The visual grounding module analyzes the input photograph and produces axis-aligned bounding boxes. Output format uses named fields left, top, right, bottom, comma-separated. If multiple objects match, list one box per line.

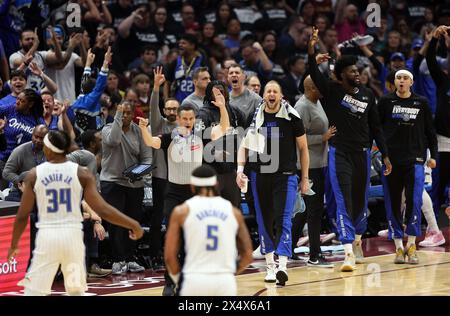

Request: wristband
left=237, top=165, right=244, bottom=173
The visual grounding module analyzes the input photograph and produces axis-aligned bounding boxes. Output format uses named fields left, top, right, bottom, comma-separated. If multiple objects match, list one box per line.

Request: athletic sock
left=265, top=252, right=275, bottom=267
left=406, top=236, right=416, bottom=249
left=422, top=191, right=439, bottom=232
left=394, top=238, right=404, bottom=250
left=355, top=234, right=362, bottom=243
left=278, top=256, right=288, bottom=271
left=344, top=243, right=353, bottom=255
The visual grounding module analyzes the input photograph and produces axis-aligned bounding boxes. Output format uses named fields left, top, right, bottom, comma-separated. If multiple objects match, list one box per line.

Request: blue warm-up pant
left=328, top=146, right=370, bottom=244
left=250, top=171, right=298, bottom=257
left=381, top=163, right=424, bottom=238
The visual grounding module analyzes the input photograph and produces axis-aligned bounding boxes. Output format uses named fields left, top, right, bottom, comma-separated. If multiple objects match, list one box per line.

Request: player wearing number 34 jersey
left=7, top=131, right=143, bottom=296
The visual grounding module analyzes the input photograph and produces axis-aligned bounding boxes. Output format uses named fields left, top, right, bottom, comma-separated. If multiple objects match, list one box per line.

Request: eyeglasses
left=164, top=107, right=178, bottom=112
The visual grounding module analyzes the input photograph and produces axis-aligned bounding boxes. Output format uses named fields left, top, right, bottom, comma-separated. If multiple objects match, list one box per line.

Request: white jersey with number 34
left=34, top=161, right=83, bottom=229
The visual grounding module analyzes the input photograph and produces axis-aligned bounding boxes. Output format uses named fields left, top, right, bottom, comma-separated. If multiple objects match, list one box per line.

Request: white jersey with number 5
left=182, top=196, right=238, bottom=275
left=34, top=161, right=83, bottom=229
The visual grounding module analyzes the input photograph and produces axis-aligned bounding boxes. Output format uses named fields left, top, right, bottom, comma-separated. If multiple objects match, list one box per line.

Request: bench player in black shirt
left=308, top=27, right=392, bottom=272
left=378, top=69, right=438, bottom=264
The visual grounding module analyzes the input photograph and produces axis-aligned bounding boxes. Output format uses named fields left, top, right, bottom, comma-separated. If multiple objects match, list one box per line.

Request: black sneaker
left=276, top=270, right=288, bottom=286
left=307, top=256, right=334, bottom=268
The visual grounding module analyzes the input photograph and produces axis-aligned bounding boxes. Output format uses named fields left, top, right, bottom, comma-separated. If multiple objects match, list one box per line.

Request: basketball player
left=7, top=130, right=143, bottom=296
left=378, top=69, right=437, bottom=264
left=164, top=165, right=253, bottom=296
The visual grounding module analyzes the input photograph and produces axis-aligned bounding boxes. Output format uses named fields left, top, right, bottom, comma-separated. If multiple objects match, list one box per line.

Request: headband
left=44, top=134, right=64, bottom=153
left=190, top=175, right=217, bottom=187
left=395, top=69, right=413, bottom=81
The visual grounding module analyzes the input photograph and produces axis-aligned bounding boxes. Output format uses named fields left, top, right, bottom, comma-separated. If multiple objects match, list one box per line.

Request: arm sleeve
left=307, top=53, right=330, bottom=101
left=102, top=111, right=123, bottom=147
left=149, top=89, right=163, bottom=133
left=2, top=148, right=20, bottom=183
left=426, top=37, right=446, bottom=87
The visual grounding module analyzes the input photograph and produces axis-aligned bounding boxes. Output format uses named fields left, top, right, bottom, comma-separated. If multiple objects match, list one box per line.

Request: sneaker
left=264, top=264, right=277, bottom=283
left=418, top=230, right=446, bottom=247
left=88, top=263, right=112, bottom=278
left=276, top=269, right=288, bottom=286
left=352, top=241, right=364, bottom=264
left=340, top=253, right=356, bottom=272
left=252, top=245, right=265, bottom=260
left=297, top=236, right=309, bottom=247
left=307, top=255, right=334, bottom=268
left=353, top=35, right=374, bottom=46
left=405, top=244, right=419, bottom=264
left=162, top=274, right=176, bottom=296
left=394, top=248, right=405, bottom=264
left=320, top=233, right=336, bottom=244
left=378, top=229, right=389, bottom=238
left=127, top=261, right=145, bottom=273
left=112, top=261, right=128, bottom=275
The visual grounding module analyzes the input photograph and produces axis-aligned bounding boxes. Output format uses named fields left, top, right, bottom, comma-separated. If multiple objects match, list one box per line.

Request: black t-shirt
left=249, top=111, right=305, bottom=174
left=378, top=92, right=437, bottom=165
left=108, top=3, right=133, bottom=29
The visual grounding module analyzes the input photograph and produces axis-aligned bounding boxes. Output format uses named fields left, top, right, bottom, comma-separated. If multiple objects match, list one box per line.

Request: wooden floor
left=1, top=228, right=448, bottom=296
left=108, top=250, right=450, bottom=296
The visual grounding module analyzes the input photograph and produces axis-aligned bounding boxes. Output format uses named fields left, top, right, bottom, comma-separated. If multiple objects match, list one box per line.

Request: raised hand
left=86, top=48, right=95, bottom=67
left=308, top=26, right=319, bottom=54
left=153, top=66, right=166, bottom=88
left=28, top=61, right=43, bottom=77
left=316, top=53, right=331, bottom=64
left=137, top=116, right=149, bottom=129
left=103, top=46, right=112, bottom=66
left=211, top=87, right=225, bottom=108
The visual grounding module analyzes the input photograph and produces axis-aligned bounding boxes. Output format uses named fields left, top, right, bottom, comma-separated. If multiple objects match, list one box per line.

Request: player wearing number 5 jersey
left=7, top=130, right=143, bottom=296
left=164, top=165, right=253, bottom=296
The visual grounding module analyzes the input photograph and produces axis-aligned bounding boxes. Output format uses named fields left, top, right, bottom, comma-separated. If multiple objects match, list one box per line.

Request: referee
left=308, top=27, right=392, bottom=272
left=378, top=69, right=437, bottom=264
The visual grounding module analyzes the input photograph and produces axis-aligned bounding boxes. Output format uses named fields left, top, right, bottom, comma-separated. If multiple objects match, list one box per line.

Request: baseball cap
left=390, top=52, right=405, bottom=61
left=412, top=38, right=424, bottom=49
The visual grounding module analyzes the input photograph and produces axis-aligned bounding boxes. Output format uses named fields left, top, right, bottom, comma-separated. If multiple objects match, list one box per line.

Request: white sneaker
left=252, top=245, right=265, bottom=260
left=378, top=229, right=389, bottom=238
left=340, top=253, right=356, bottom=272
left=353, top=34, right=374, bottom=46
left=352, top=240, right=364, bottom=264
left=419, top=230, right=446, bottom=247
left=264, top=264, right=276, bottom=283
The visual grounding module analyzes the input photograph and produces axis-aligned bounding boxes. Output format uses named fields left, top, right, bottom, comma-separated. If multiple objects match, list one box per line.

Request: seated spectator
left=245, top=75, right=261, bottom=95
left=239, top=40, right=274, bottom=85
left=224, top=19, right=242, bottom=56
left=200, top=22, right=229, bottom=72
left=214, top=2, right=237, bottom=40
left=131, top=74, right=151, bottom=117
left=334, top=0, right=366, bottom=42
left=164, top=34, right=208, bottom=103
left=128, top=45, right=159, bottom=79
left=280, top=55, right=307, bottom=105
left=2, top=125, right=48, bottom=202
left=0, top=89, right=45, bottom=188
left=261, top=31, right=284, bottom=77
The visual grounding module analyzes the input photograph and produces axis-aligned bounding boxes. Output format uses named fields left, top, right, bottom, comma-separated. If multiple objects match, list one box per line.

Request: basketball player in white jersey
left=164, top=165, right=253, bottom=296
left=7, top=130, right=143, bottom=296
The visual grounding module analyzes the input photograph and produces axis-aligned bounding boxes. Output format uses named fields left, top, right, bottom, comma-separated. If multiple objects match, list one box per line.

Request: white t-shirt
left=9, top=50, right=48, bottom=92
left=46, top=52, right=81, bottom=103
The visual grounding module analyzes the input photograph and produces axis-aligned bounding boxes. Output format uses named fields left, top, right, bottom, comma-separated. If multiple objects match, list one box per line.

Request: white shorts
left=179, top=273, right=237, bottom=296
left=21, top=228, right=87, bottom=296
